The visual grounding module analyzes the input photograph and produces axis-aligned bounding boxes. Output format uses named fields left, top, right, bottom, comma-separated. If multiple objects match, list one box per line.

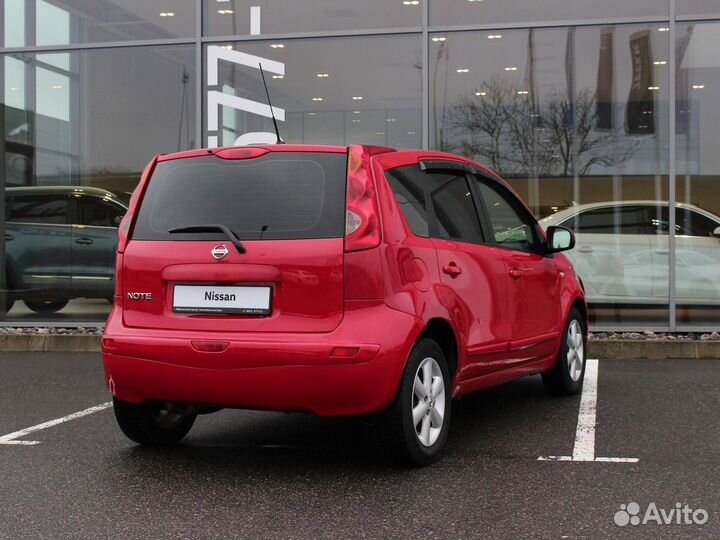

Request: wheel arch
left=417, top=318, right=459, bottom=382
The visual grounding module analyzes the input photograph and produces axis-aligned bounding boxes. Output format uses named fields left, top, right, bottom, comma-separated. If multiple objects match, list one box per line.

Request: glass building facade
left=0, top=0, right=719, bottom=330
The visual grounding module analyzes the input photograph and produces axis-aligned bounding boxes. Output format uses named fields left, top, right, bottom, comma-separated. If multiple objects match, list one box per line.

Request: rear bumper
left=102, top=301, right=423, bottom=416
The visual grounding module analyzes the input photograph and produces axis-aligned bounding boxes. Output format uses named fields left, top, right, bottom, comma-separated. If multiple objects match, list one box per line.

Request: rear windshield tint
left=132, top=152, right=347, bottom=241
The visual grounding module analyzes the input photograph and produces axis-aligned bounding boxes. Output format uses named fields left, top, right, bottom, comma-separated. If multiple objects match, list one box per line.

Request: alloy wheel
left=411, top=357, right=446, bottom=447
left=566, top=319, right=585, bottom=382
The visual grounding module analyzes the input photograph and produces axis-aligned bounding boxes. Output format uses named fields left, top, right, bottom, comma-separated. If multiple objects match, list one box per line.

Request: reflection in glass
left=675, top=22, right=720, bottom=326
left=204, top=0, right=421, bottom=36
left=205, top=36, right=422, bottom=149
left=2, top=46, right=196, bottom=321
left=431, top=26, right=670, bottom=325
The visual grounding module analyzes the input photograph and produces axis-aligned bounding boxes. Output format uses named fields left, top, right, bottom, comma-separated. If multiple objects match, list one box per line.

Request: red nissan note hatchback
left=103, top=144, right=586, bottom=466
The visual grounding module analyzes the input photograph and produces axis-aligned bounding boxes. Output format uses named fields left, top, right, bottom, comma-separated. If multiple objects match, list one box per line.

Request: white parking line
left=0, top=402, right=112, bottom=446
left=537, top=359, right=638, bottom=463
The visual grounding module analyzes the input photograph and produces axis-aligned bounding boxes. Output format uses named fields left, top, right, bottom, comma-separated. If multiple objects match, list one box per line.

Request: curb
left=0, top=335, right=718, bottom=359
left=0, top=334, right=101, bottom=353
left=589, top=339, right=719, bottom=360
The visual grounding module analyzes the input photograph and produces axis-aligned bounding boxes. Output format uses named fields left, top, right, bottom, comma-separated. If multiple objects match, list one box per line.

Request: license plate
left=173, top=285, right=272, bottom=315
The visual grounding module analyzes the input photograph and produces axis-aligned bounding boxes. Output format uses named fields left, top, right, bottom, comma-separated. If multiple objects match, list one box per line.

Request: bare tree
left=447, top=79, right=638, bottom=178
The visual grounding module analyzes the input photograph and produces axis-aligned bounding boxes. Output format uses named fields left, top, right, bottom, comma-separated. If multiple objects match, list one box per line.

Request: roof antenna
left=258, top=63, right=284, bottom=144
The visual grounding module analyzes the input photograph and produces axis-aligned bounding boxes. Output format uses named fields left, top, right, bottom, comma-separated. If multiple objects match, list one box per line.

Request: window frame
left=6, top=192, right=72, bottom=226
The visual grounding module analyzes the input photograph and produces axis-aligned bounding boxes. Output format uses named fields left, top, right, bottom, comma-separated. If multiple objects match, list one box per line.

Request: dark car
left=4, top=186, right=128, bottom=314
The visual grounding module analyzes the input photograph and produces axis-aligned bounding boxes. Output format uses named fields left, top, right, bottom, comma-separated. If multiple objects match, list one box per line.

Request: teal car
left=4, top=186, right=128, bottom=314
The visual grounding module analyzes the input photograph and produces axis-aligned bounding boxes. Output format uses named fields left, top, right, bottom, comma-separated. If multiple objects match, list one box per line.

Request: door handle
left=509, top=268, right=524, bottom=279
left=442, top=263, right=462, bottom=277
left=75, top=237, right=94, bottom=245
left=4, top=234, right=13, bottom=242
left=577, top=246, right=594, bottom=253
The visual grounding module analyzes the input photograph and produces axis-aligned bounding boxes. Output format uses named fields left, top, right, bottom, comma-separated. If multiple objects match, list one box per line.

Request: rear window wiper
left=168, top=224, right=246, bottom=254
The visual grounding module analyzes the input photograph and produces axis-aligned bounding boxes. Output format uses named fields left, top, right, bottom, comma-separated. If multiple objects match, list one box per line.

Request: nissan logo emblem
left=211, top=244, right=229, bottom=260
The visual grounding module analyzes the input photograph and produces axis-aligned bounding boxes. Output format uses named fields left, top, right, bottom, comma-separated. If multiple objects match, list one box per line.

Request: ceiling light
left=221, top=44, right=233, bottom=49
left=504, top=66, right=518, bottom=71
left=307, top=112, right=316, bottom=116
left=431, top=36, right=446, bottom=42
left=10, top=87, right=18, bottom=91
left=352, top=119, right=361, bottom=123
left=456, top=68, right=470, bottom=73
left=408, top=131, right=416, bottom=135
left=517, top=90, right=529, bottom=95
left=647, top=86, right=660, bottom=91
left=312, top=97, right=324, bottom=101
left=386, top=118, right=396, bottom=122
left=467, top=0, right=483, bottom=2
left=692, top=84, right=705, bottom=89
left=270, top=43, right=285, bottom=49
left=217, top=9, right=235, bottom=14
left=402, top=0, right=420, bottom=5
left=159, top=12, right=174, bottom=17
left=352, top=96, right=363, bottom=100
left=316, top=73, right=329, bottom=78
left=272, top=75, right=284, bottom=79
left=487, top=34, right=502, bottom=39
left=376, top=132, right=385, bottom=135
left=353, top=110, right=361, bottom=114
left=658, top=27, right=670, bottom=32
left=51, top=84, right=63, bottom=89
left=475, top=91, right=487, bottom=96
left=654, top=60, right=667, bottom=65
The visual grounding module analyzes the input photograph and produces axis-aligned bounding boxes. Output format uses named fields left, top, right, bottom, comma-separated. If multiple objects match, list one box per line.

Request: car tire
left=374, top=338, right=452, bottom=467
left=24, top=299, right=69, bottom=314
left=113, top=398, right=196, bottom=445
left=542, top=307, right=587, bottom=396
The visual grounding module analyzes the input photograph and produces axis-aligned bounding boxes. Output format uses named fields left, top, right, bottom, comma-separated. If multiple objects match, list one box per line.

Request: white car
left=539, top=201, right=720, bottom=305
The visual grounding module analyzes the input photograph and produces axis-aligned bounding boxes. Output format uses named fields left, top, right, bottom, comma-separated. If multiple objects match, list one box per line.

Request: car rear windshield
left=132, top=152, right=347, bottom=241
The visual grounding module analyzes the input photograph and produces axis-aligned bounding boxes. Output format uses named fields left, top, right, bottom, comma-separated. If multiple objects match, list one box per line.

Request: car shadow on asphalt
left=109, top=375, right=577, bottom=475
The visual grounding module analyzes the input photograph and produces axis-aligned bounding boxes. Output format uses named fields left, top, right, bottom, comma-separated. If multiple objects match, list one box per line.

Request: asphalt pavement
left=0, top=352, right=718, bottom=540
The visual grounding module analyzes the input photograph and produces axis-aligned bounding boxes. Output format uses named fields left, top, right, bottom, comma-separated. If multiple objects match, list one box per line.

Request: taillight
left=113, top=252, right=123, bottom=301
left=117, top=156, right=158, bottom=253
left=345, top=145, right=380, bottom=252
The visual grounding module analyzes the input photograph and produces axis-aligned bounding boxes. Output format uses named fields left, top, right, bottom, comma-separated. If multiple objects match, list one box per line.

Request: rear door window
left=385, top=166, right=430, bottom=237
left=133, top=152, right=347, bottom=241
left=8, top=194, right=68, bottom=224
left=426, top=173, right=484, bottom=243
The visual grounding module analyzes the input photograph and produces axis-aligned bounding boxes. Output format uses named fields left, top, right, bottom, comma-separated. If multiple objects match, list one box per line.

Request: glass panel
left=4, top=0, right=197, bottom=46
left=1, top=45, right=196, bottom=322
left=677, top=1, right=720, bottom=17
left=675, top=21, right=720, bottom=327
left=203, top=35, right=422, bottom=149
left=431, top=25, right=670, bottom=327
left=203, top=0, right=421, bottom=36
left=4, top=0, right=26, bottom=47
left=429, top=0, right=667, bottom=27
left=36, top=0, right=70, bottom=46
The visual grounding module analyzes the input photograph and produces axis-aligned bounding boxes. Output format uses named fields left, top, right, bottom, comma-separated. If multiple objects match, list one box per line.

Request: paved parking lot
left=0, top=352, right=718, bottom=540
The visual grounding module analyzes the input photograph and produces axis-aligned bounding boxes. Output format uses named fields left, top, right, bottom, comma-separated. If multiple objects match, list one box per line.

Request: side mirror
left=546, top=226, right=575, bottom=253
left=712, top=226, right=720, bottom=238
left=113, top=215, right=124, bottom=227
